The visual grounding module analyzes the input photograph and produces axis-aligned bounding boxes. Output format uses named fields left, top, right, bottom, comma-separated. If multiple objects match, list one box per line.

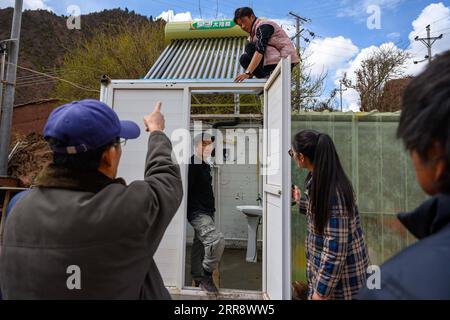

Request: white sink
left=236, top=205, right=263, bottom=217
left=236, top=205, right=263, bottom=263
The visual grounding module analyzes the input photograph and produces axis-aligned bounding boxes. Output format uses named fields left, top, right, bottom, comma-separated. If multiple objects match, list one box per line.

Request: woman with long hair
left=291, top=129, right=370, bottom=300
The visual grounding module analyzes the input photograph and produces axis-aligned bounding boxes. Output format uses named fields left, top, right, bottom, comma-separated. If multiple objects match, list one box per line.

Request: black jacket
left=0, top=132, right=183, bottom=300
left=187, top=155, right=215, bottom=222
left=358, top=193, right=450, bottom=300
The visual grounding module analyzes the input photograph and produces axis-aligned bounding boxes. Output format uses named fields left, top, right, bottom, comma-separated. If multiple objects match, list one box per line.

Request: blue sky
left=1, top=0, right=450, bottom=110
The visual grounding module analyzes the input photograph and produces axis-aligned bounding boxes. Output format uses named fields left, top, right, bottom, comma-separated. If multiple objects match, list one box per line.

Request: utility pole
left=289, top=12, right=309, bottom=112
left=336, top=80, right=347, bottom=112
left=414, top=25, right=443, bottom=64
left=0, top=0, right=23, bottom=176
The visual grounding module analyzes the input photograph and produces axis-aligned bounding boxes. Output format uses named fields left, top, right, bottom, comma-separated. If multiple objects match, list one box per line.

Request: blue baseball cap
left=43, top=99, right=140, bottom=154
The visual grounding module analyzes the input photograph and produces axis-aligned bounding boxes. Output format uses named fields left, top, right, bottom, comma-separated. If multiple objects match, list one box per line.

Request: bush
left=54, top=20, right=165, bottom=101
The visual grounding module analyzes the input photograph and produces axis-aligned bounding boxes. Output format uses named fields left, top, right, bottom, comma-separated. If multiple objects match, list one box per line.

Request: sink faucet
left=256, top=194, right=262, bottom=206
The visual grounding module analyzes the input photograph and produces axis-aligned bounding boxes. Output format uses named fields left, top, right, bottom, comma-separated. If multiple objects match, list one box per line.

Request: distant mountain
left=0, top=8, right=157, bottom=105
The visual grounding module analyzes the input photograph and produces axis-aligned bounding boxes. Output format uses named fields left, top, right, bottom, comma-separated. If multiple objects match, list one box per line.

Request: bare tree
left=342, top=45, right=410, bottom=112
left=314, top=89, right=338, bottom=112
left=291, top=51, right=328, bottom=112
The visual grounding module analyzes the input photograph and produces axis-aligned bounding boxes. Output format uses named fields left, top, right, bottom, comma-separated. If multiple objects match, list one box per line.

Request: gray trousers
left=189, top=214, right=225, bottom=281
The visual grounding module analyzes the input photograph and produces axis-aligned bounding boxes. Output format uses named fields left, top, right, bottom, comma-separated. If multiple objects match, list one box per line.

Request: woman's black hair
left=293, top=130, right=355, bottom=234
left=233, top=7, right=255, bottom=23
left=397, top=50, right=450, bottom=193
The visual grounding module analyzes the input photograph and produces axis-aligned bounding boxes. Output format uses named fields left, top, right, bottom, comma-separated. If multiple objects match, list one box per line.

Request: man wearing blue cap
left=0, top=100, right=183, bottom=300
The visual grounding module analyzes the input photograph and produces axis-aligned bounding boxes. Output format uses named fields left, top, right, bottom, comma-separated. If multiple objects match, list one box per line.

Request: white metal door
left=102, top=85, right=190, bottom=289
left=262, top=57, right=292, bottom=300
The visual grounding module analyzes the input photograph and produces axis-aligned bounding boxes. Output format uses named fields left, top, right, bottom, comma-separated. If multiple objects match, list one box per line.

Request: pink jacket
left=250, top=18, right=300, bottom=66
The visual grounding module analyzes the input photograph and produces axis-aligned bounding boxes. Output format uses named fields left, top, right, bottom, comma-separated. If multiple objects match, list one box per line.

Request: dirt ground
left=7, top=133, right=52, bottom=187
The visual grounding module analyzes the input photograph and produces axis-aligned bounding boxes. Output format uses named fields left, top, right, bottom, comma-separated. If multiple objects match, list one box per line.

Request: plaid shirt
left=300, top=174, right=370, bottom=300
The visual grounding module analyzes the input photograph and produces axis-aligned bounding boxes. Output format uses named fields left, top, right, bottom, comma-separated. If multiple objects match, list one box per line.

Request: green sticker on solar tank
left=190, top=20, right=235, bottom=30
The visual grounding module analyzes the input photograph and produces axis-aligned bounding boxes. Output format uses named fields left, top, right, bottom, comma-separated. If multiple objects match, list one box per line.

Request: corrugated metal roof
left=145, top=37, right=247, bottom=80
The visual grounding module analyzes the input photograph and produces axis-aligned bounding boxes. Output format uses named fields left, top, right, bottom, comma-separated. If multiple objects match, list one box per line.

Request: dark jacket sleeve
left=187, top=161, right=196, bottom=198
left=141, top=131, right=183, bottom=254
left=255, top=24, right=275, bottom=54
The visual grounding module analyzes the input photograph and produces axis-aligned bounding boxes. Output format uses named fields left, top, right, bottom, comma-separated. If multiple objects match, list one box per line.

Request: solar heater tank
left=164, top=20, right=248, bottom=43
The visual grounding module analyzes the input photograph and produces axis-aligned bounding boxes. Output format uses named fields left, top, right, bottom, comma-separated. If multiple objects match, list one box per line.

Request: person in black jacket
left=0, top=100, right=183, bottom=300
left=358, top=50, right=450, bottom=300
left=187, top=133, right=225, bottom=294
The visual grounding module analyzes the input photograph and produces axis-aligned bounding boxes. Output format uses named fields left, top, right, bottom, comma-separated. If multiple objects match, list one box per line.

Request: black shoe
left=199, top=274, right=219, bottom=294
left=193, top=280, right=201, bottom=287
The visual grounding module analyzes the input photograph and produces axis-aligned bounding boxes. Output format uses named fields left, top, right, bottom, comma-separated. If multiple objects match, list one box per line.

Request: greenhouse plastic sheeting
left=290, top=111, right=427, bottom=282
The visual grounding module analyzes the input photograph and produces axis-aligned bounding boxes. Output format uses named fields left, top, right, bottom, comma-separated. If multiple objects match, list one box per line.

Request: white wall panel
left=110, top=88, right=188, bottom=288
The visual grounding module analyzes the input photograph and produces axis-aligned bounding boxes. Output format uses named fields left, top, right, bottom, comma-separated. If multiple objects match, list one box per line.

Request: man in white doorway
left=188, top=133, right=225, bottom=294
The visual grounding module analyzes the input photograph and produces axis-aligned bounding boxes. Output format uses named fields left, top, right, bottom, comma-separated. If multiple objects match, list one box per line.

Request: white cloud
left=331, top=2, right=450, bottom=111
left=272, top=19, right=297, bottom=38
left=304, top=36, right=359, bottom=76
left=404, top=2, right=450, bottom=76
left=157, top=10, right=193, bottom=22
left=0, top=0, right=53, bottom=11
left=387, top=32, right=400, bottom=40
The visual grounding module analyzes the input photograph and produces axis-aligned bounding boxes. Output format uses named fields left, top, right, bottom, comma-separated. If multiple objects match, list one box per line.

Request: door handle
left=264, top=185, right=282, bottom=196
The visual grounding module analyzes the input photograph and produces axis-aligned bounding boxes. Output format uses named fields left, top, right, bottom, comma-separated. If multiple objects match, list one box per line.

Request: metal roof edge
left=109, top=79, right=267, bottom=84
left=291, top=111, right=402, bottom=121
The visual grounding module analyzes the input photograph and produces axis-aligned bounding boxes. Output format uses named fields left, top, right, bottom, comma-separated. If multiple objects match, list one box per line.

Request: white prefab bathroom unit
left=100, top=58, right=292, bottom=300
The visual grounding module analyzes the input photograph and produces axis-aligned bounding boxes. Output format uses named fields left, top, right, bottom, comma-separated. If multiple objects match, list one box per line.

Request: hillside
left=0, top=7, right=161, bottom=105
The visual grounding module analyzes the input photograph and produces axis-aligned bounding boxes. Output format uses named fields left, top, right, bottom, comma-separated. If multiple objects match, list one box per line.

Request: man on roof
left=234, top=7, right=300, bottom=82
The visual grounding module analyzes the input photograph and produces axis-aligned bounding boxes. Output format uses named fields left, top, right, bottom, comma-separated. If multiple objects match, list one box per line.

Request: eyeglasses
left=288, top=149, right=294, bottom=158
left=114, top=139, right=127, bottom=147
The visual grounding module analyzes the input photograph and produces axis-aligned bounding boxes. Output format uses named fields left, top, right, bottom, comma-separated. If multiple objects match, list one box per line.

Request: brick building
left=11, top=99, right=62, bottom=136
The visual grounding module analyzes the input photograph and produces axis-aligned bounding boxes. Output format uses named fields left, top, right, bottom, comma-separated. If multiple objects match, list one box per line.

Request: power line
left=428, top=15, right=450, bottom=27
left=429, top=26, right=450, bottom=34
left=414, top=16, right=450, bottom=37
left=16, top=71, right=62, bottom=81
left=16, top=68, right=82, bottom=81
left=16, top=79, right=57, bottom=88
left=8, top=63, right=100, bottom=93
left=16, top=76, right=57, bottom=85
